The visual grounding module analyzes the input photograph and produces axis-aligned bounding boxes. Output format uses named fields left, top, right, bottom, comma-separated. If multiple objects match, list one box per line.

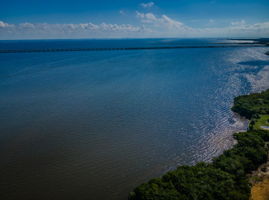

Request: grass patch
left=252, top=115, right=269, bottom=130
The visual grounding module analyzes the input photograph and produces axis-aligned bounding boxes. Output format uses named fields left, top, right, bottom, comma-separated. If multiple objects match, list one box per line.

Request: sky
left=0, top=0, right=269, bottom=39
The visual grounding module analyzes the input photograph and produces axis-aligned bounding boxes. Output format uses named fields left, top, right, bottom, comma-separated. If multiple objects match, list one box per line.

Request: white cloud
left=161, top=15, right=185, bottom=29
left=136, top=12, right=185, bottom=29
left=0, top=21, right=13, bottom=28
left=136, top=12, right=157, bottom=23
left=231, top=20, right=246, bottom=27
left=140, top=2, right=155, bottom=8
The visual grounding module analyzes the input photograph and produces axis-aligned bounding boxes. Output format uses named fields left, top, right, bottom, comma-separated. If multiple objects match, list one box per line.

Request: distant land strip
left=0, top=44, right=267, bottom=54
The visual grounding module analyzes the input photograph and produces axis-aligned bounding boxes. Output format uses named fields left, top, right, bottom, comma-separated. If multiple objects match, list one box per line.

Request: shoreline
left=130, top=89, right=269, bottom=200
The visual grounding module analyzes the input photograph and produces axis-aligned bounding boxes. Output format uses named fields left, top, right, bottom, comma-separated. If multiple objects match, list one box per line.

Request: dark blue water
left=0, top=39, right=269, bottom=200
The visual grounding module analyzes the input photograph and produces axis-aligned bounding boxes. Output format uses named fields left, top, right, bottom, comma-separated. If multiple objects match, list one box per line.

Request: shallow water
left=0, top=39, right=269, bottom=200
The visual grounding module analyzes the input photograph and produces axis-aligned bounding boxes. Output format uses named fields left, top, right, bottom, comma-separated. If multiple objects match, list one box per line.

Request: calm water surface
left=0, top=39, right=269, bottom=200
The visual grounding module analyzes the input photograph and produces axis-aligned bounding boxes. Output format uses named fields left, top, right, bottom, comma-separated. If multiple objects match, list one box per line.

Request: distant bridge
left=0, top=43, right=267, bottom=54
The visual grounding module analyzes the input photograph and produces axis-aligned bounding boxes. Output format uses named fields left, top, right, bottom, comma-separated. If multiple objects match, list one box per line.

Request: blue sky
left=1, top=0, right=269, bottom=39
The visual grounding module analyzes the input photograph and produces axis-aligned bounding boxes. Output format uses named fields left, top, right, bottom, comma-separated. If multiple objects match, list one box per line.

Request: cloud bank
left=1, top=13, right=269, bottom=39
left=0, top=21, right=143, bottom=39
